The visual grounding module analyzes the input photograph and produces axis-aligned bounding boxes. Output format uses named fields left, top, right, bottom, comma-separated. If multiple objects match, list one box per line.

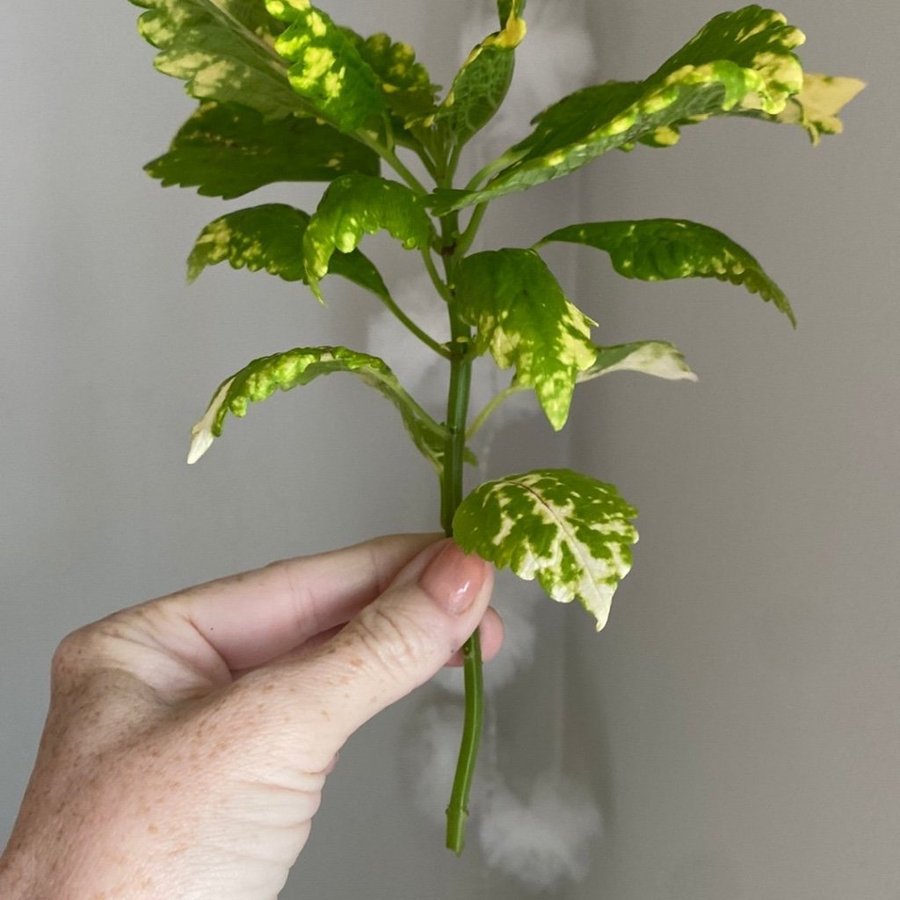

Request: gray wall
left=566, top=1, right=900, bottom=898
left=2, top=1, right=898, bottom=899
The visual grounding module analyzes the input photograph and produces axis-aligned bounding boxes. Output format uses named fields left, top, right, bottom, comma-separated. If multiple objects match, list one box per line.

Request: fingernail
left=419, top=541, right=487, bottom=616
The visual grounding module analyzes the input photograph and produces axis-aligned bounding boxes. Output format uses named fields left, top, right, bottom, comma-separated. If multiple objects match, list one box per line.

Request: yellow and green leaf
left=456, top=249, right=597, bottom=431
left=432, top=2, right=527, bottom=147
left=745, top=72, right=865, bottom=144
left=347, top=31, right=439, bottom=129
left=538, top=218, right=796, bottom=326
left=497, top=0, right=526, bottom=28
left=187, top=346, right=449, bottom=471
left=453, top=469, right=638, bottom=630
left=130, top=0, right=301, bottom=119
left=434, top=5, right=839, bottom=212
left=187, top=204, right=389, bottom=303
left=302, top=175, right=436, bottom=299
left=266, top=0, right=386, bottom=132
left=145, top=102, right=379, bottom=199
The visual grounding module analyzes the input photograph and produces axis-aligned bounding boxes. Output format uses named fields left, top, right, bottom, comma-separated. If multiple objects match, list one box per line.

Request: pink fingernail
left=419, top=541, right=487, bottom=615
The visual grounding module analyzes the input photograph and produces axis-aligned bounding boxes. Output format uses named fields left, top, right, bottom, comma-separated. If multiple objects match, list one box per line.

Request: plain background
left=2, top=1, right=897, bottom=898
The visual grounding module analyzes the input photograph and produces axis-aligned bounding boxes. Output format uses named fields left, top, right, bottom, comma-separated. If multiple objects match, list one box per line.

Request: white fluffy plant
left=128, top=0, right=862, bottom=855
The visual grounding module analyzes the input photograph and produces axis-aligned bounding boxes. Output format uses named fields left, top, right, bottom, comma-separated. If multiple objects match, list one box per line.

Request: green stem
left=440, top=310, right=483, bottom=856
left=358, top=133, right=429, bottom=195
left=445, top=628, right=483, bottom=855
left=434, top=142, right=483, bottom=857
left=421, top=249, right=454, bottom=306
left=379, top=288, right=450, bottom=359
left=466, top=381, right=524, bottom=440
left=456, top=203, right=488, bottom=259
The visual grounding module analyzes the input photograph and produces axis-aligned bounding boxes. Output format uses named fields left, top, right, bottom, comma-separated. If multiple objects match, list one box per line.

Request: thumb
left=291, top=539, right=493, bottom=763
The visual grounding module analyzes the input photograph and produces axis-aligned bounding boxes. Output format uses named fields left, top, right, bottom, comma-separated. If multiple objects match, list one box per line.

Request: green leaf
left=456, top=249, right=597, bottom=431
left=266, top=0, right=386, bottom=132
left=584, top=341, right=698, bottom=383
left=433, top=5, right=527, bottom=146
left=303, top=175, right=436, bottom=299
left=130, top=0, right=302, bottom=119
left=145, top=102, right=379, bottom=199
left=453, top=469, right=638, bottom=630
left=349, top=31, right=439, bottom=128
left=538, top=218, right=796, bottom=326
left=744, top=72, right=865, bottom=144
left=187, top=346, right=449, bottom=471
left=434, top=5, right=809, bottom=212
left=186, top=204, right=389, bottom=301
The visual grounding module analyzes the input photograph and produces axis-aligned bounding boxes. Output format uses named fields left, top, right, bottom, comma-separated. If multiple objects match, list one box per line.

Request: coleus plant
left=128, top=0, right=862, bottom=854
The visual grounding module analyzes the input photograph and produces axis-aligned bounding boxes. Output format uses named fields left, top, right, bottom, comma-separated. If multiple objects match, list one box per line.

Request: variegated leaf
left=745, top=72, right=865, bottom=144
left=583, top=341, right=698, bottom=383
left=303, top=175, right=436, bottom=299
left=538, top=218, right=796, bottom=326
left=433, top=6, right=811, bottom=212
left=187, top=346, right=448, bottom=470
left=497, top=0, right=526, bottom=28
left=432, top=3, right=526, bottom=146
left=453, top=469, right=638, bottom=630
left=130, top=0, right=302, bottom=119
left=456, top=250, right=596, bottom=431
left=145, top=102, right=379, bottom=199
left=266, top=0, right=386, bottom=133
left=186, top=204, right=389, bottom=302
left=349, top=31, right=439, bottom=127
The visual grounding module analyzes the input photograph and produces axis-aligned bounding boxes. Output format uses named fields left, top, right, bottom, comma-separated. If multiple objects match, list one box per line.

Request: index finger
left=159, top=533, right=440, bottom=672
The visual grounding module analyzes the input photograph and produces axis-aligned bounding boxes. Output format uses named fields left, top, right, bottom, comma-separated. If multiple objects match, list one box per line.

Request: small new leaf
left=456, top=250, right=597, bottom=431
left=303, top=175, right=436, bottom=299
left=584, top=342, right=698, bottom=383
left=188, top=346, right=449, bottom=470
left=453, top=469, right=638, bottom=630
left=267, top=0, right=386, bottom=132
left=187, top=204, right=389, bottom=301
left=435, top=5, right=814, bottom=212
left=538, top=218, right=796, bottom=326
left=130, top=0, right=301, bottom=119
left=145, top=102, right=379, bottom=199
left=748, top=72, right=865, bottom=144
left=433, top=4, right=526, bottom=146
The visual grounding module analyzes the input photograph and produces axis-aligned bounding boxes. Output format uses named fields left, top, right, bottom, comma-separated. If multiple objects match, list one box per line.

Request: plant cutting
left=127, top=0, right=862, bottom=855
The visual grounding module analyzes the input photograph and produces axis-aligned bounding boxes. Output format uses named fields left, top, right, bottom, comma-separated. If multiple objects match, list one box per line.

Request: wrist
left=0, top=842, right=42, bottom=900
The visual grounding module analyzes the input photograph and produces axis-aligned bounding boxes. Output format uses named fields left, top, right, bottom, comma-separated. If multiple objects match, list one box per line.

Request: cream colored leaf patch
left=456, top=250, right=596, bottom=431
left=766, top=73, right=865, bottom=144
left=187, top=346, right=448, bottom=471
left=583, top=342, right=698, bottom=383
left=453, top=469, right=638, bottom=630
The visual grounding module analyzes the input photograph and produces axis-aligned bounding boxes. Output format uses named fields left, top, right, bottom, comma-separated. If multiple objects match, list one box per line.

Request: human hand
left=0, top=534, right=500, bottom=899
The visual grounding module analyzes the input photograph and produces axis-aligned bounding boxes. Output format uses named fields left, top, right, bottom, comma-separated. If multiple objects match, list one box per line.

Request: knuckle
left=349, top=603, right=434, bottom=684
left=50, top=626, right=100, bottom=687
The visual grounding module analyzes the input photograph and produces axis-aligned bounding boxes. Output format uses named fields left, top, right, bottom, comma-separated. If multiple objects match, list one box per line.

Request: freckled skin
left=0, top=535, right=500, bottom=899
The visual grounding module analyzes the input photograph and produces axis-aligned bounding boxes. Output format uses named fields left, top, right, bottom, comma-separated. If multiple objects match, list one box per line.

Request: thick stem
left=440, top=311, right=483, bottom=855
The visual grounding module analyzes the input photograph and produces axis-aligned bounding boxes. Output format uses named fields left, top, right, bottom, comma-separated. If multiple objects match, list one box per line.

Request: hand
left=0, top=534, right=500, bottom=899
